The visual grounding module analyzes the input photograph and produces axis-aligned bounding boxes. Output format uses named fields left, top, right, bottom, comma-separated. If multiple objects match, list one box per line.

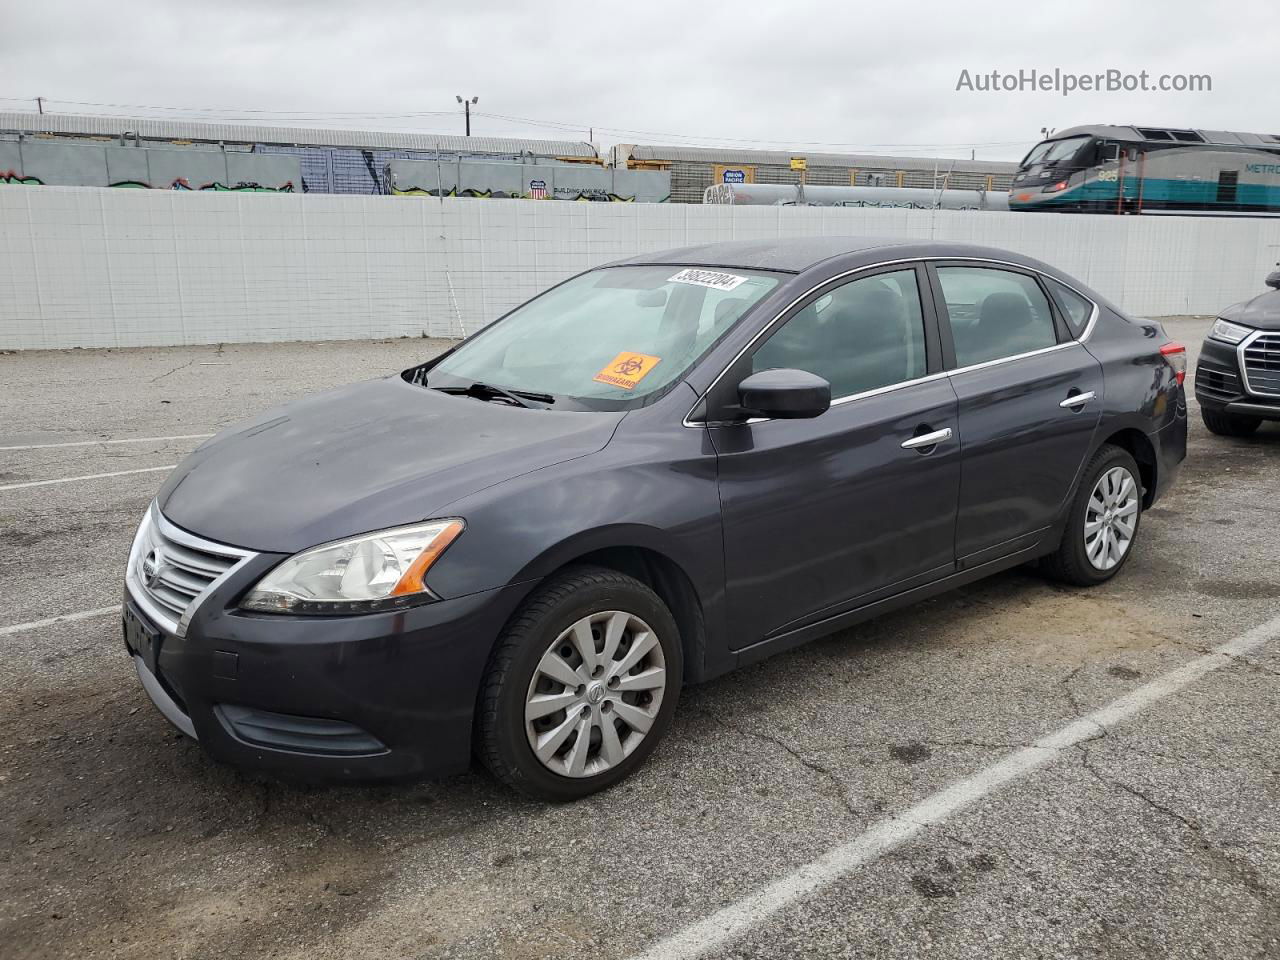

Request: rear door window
left=934, top=267, right=1059, bottom=367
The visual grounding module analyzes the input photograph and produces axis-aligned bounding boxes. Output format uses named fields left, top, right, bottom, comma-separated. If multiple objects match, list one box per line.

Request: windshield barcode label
left=668, top=268, right=748, bottom=291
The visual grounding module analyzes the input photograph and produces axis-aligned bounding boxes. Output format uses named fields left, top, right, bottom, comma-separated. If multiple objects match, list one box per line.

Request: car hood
left=158, top=377, right=623, bottom=553
left=1220, top=289, right=1280, bottom=331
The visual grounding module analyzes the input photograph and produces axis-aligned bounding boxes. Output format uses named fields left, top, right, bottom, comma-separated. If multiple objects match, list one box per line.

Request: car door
left=928, top=262, right=1103, bottom=566
left=705, top=264, right=962, bottom=647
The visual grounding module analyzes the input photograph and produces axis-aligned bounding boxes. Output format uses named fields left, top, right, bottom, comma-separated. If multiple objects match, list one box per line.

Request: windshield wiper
left=434, top=381, right=554, bottom=409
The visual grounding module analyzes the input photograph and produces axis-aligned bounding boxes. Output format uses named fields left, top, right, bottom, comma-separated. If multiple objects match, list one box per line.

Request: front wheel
left=1042, top=445, right=1143, bottom=586
left=476, top=566, right=682, bottom=801
left=1201, top=407, right=1261, bottom=437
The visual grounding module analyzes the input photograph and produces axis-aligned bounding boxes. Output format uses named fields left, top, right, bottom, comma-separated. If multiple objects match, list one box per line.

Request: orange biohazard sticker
left=593, top=352, right=662, bottom=391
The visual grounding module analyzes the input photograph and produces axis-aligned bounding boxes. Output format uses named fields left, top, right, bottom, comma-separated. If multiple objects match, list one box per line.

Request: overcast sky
left=1, top=0, right=1273, bottom=161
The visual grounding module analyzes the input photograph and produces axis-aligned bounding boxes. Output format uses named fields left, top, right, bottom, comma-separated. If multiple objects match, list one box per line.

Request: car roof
left=611, top=237, right=1048, bottom=274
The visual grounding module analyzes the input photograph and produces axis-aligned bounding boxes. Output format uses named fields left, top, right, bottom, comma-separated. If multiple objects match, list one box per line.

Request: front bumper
left=124, top=563, right=532, bottom=782
left=1195, top=336, right=1280, bottom=420
left=1218, top=400, right=1280, bottom=421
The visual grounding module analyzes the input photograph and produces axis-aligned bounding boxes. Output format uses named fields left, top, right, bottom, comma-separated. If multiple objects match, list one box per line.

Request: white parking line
left=0, top=605, right=120, bottom=638
left=631, top=612, right=1280, bottom=960
left=0, top=433, right=212, bottom=452
left=0, top=465, right=176, bottom=492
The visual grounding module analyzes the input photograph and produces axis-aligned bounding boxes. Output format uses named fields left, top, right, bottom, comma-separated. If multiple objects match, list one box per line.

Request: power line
left=0, top=96, right=456, bottom=120
left=472, top=110, right=1029, bottom=151
left=0, top=95, right=1030, bottom=155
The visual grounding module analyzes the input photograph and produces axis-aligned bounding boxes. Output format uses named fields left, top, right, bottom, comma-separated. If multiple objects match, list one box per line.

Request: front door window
left=753, top=269, right=928, bottom=398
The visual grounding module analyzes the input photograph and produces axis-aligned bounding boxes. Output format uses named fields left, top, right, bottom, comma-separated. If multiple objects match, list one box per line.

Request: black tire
left=1042, top=445, right=1143, bottom=587
left=1201, top=407, right=1261, bottom=437
left=475, top=566, right=683, bottom=802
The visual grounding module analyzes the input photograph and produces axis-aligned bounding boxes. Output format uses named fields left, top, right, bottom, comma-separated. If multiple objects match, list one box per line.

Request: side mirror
left=736, top=369, right=831, bottom=420
left=1266, top=269, right=1280, bottom=291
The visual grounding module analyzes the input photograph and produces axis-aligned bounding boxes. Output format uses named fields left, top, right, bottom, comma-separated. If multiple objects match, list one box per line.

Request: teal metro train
left=1009, top=124, right=1280, bottom=216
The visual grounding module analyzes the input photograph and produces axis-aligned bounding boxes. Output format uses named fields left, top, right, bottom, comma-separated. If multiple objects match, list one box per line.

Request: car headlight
left=1210, top=318, right=1252, bottom=344
left=241, top=519, right=464, bottom=615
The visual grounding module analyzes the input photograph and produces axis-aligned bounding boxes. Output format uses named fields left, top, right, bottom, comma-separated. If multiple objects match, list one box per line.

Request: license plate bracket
left=123, top=603, right=162, bottom=675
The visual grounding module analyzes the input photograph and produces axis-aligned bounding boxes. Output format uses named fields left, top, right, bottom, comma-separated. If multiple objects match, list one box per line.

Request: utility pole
left=456, top=95, right=478, bottom=136
left=36, top=96, right=44, bottom=114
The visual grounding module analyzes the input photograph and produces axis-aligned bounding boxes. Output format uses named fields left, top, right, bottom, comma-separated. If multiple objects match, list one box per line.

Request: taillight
left=1160, top=342, right=1187, bottom=385
left=1045, top=180, right=1069, bottom=193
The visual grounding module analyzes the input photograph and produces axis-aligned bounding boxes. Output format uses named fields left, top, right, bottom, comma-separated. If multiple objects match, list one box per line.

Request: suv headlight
left=241, top=519, right=464, bottom=615
left=1210, top=318, right=1252, bottom=344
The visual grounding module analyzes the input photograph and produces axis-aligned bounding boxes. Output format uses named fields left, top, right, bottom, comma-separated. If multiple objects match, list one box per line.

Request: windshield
left=1021, top=135, right=1090, bottom=168
left=424, top=264, right=782, bottom=409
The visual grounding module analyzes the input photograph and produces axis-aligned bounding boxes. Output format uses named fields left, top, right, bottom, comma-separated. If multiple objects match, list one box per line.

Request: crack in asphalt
left=149, top=359, right=197, bottom=383
left=1105, top=741, right=1235, bottom=768
left=1168, top=635, right=1280, bottom=679
left=1074, top=743, right=1277, bottom=903
left=1058, top=663, right=1088, bottom=718
left=1056, top=665, right=1112, bottom=746
left=695, top=709, right=862, bottom=819
left=811, top=736, right=1038, bottom=757
left=1211, top=650, right=1280, bottom=679
left=1077, top=742, right=1200, bottom=831
left=696, top=710, right=995, bottom=861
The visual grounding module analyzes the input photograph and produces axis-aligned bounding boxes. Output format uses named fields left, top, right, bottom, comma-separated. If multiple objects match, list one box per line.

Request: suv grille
left=127, top=505, right=255, bottom=636
left=1242, top=332, right=1280, bottom=397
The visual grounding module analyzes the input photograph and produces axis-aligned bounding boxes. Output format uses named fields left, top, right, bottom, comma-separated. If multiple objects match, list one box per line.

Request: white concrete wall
left=3, top=185, right=1279, bottom=350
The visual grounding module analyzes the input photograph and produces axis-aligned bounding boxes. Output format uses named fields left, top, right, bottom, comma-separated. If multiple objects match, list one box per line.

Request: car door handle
left=1059, top=390, right=1096, bottom=409
left=901, top=427, right=953, bottom=450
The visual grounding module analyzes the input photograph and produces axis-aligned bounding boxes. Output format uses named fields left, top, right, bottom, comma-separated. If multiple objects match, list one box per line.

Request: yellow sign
left=594, top=352, right=662, bottom=391
left=790, top=157, right=807, bottom=171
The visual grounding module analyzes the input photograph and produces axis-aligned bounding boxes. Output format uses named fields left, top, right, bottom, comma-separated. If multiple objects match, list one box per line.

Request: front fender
left=510, top=522, right=704, bottom=583
left=420, top=411, right=727, bottom=664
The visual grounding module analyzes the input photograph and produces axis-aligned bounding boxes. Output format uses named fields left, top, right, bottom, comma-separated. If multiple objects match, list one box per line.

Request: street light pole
left=456, top=95, right=478, bottom=136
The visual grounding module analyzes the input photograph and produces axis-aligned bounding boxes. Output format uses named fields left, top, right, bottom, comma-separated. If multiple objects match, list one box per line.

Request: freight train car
left=704, top=182, right=1009, bottom=210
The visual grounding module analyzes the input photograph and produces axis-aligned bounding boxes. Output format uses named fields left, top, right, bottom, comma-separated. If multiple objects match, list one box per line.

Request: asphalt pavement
left=1, top=317, right=1277, bottom=960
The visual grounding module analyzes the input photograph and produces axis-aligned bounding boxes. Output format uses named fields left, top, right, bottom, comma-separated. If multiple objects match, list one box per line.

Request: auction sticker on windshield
left=593, top=352, right=662, bottom=390
left=668, top=268, right=748, bottom=291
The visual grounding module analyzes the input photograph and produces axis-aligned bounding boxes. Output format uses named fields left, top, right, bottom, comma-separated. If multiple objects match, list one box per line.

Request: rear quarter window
left=1044, top=277, right=1095, bottom=338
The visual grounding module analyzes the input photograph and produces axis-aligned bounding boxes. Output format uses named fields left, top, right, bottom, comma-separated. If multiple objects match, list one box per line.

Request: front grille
left=1194, top=359, right=1243, bottom=402
left=215, top=704, right=388, bottom=757
left=1243, top=332, right=1280, bottom=397
left=127, top=505, right=254, bottom=636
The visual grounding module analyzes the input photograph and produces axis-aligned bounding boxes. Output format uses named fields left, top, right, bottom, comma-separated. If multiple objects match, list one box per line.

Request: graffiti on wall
left=1, top=142, right=303, bottom=193
left=554, top=188, right=638, bottom=202
left=392, top=186, right=517, bottom=199
left=2, top=169, right=296, bottom=191
left=390, top=185, right=639, bottom=201
left=109, top=178, right=296, bottom=192
left=1, top=170, right=43, bottom=185
left=386, top=159, right=671, bottom=203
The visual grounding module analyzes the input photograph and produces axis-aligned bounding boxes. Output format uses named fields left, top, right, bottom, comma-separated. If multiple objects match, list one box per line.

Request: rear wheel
left=1042, top=445, right=1143, bottom=587
left=1201, top=407, right=1261, bottom=437
left=476, top=566, right=682, bottom=801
